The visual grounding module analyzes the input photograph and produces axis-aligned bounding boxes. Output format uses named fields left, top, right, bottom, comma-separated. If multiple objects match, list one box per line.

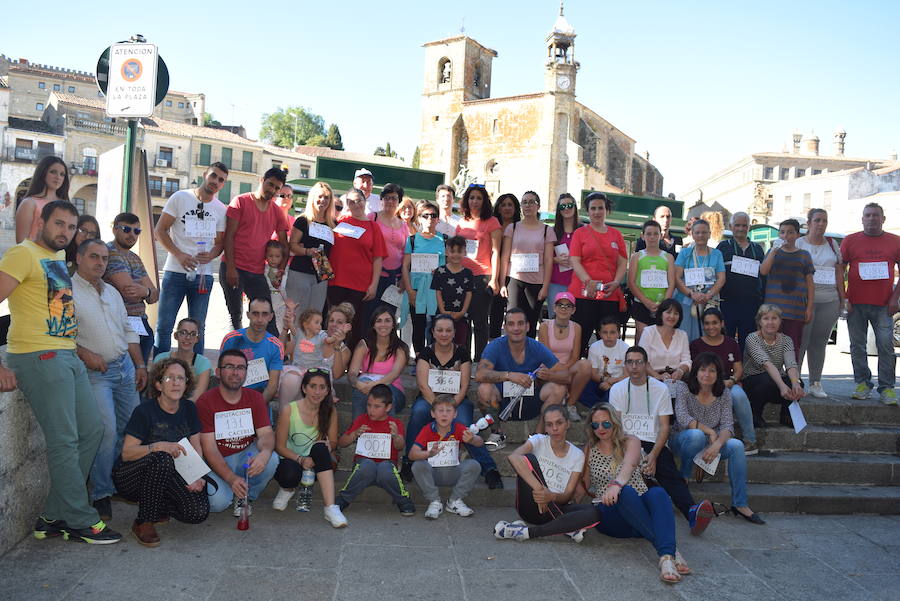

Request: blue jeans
left=206, top=442, right=279, bottom=512
left=404, top=397, right=497, bottom=475
left=351, top=380, right=406, bottom=419
left=546, top=283, right=569, bottom=318
left=730, top=384, right=756, bottom=444
left=594, top=486, right=676, bottom=557
left=678, top=301, right=703, bottom=342
left=673, top=429, right=748, bottom=507
left=722, top=298, right=761, bottom=351
left=847, top=303, right=896, bottom=393
left=87, top=354, right=141, bottom=501
left=154, top=270, right=214, bottom=355
left=578, top=380, right=610, bottom=408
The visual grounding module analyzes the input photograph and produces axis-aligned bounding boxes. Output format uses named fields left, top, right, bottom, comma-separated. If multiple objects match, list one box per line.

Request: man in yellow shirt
left=0, top=200, right=122, bottom=544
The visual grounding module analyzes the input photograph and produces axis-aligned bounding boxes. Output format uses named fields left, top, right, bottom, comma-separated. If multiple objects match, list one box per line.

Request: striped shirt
left=742, top=332, right=797, bottom=377
left=763, top=247, right=814, bottom=320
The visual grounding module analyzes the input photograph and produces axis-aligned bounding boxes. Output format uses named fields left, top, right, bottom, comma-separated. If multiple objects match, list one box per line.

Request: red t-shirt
left=329, top=216, right=388, bottom=292
left=343, top=414, right=405, bottom=463
left=567, top=225, right=627, bottom=301
left=841, top=231, right=900, bottom=306
left=196, top=387, right=270, bottom=457
left=225, top=193, right=291, bottom=273
left=457, top=216, right=501, bottom=276
left=414, top=421, right=468, bottom=453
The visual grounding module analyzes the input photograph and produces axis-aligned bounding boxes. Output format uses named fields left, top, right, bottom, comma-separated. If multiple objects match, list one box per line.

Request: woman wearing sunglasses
left=152, top=318, right=211, bottom=401
left=400, top=202, right=445, bottom=358
left=548, top=193, right=582, bottom=318
left=499, top=191, right=556, bottom=337
left=65, top=215, right=101, bottom=275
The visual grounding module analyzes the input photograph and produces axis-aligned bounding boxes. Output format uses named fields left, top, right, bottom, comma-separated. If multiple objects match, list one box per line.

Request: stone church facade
left=417, top=10, right=663, bottom=210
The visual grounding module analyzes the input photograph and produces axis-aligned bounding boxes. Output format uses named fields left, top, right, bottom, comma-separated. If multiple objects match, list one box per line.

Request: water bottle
left=301, top=468, right=315, bottom=486
left=196, top=240, right=209, bottom=294
left=296, top=467, right=315, bottom=512
left=237, top=456, right=252, bottom=530
left=468, top=414, right=494, bottom=435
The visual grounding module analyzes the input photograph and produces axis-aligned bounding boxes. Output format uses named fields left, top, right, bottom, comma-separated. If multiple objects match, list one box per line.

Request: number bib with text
left=214, top=408, right=254, bottom=441
left=639, top=268, right=668, bottom=289
left=428, top=369, right=461, bottom=394
left=683, top=267, right=705, bottom=287
left=427, top=440, right=460, bottom=467
left=537, top=455, right=571, bottom=494
left=859, top=261, right=889, bottom=281
left=184, top=217, right=217, bottom=239
left=243, top=357, right=269, bottom=387
left=503, top=380, right=535, bottom=397
left=355, top=433, right=392, bottom=460
left=411, top=253, right=440, bottom=274
left=307, top=222, right=334, bottom=244
left=334, top=222, right=365, bottom=239
left=621, top=413, right=656, bottom=441
left=813, top=269, right=836, bottom=285
left=465, top=239, right=479, bottom=260
left=730, top=256, right=760, bottom=278
left=510, top=253, right=539, bottom=273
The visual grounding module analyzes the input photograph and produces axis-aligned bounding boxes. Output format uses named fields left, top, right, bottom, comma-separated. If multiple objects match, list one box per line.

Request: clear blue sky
left=5, top=0, right=898, bottom=195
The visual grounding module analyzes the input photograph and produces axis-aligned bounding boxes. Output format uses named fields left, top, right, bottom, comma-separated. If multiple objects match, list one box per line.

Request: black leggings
left=469, top=275, right=494, bottom=361
left=743, top=372, right=793, bottom=423
left=219, top=263, right=279, bottom=336
left=112, top=451, right=209, bottom=525
left=274, top=441, right=333, bottom=488
left=489, top=278, right=509, bottom=339
left=514, top=454, right=601, bottom=537
left=572, top=299, right=619, bottom=358
left=408, top=308, right=429, bottom=359
left=507, top=278, right=544, bottom=338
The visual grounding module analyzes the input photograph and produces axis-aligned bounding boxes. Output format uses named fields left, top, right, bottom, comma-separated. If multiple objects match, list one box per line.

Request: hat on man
left=354, top=168, right=374, bottom=179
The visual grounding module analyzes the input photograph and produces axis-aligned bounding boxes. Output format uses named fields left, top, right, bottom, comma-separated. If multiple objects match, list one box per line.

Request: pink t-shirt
left=226, top=193, right=291, bottom=273
left=457, top=216, right=501, bottom=276
left=503, top=222, right=556, bottom=285
left=370, top=213, right=408, bottom=271
left=25, top=197, right=51, bottom=241
left=361, top=350, right=404, bottom=390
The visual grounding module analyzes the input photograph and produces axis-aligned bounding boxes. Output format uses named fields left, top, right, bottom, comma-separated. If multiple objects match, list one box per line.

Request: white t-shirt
left=609, top=378, right=673, bottom=443
left=527, top=433, right=584, bottom=494
left=161, top=190, right=227, bottom=274
left=587, top=339, right=630, bottom=378
left=796, top=236, right=841, bottom=304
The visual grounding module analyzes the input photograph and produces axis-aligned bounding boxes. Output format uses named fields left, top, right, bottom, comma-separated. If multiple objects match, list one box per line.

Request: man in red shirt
left=197, top=349, right=278, bottom=514
left=221, top=167, right=291, bottom=335
left=841, top=203, right=900, bottom=404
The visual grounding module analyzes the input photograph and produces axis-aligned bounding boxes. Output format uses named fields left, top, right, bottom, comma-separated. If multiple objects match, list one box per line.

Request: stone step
left=762, top=397, right=900, bottom=427
left=757, top=424, right=900, bottom=454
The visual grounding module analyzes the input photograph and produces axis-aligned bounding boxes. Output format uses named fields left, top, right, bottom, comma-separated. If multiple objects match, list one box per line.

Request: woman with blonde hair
left=287, top=181, right=336, bottom=314
left=397, top=196, right=418, bottom=235
left=700, top=211, right=724, bottom=247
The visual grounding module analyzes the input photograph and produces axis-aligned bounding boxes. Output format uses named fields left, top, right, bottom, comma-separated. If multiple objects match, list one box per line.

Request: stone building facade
left=417, top=10, right=663, bottom=210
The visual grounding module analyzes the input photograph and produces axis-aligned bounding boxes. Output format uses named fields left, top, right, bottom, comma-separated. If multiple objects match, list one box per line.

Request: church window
left=438, top=58, right=451, bottom=84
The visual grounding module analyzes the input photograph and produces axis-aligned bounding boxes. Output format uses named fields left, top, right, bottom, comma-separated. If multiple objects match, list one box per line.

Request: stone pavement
left=1, top=497, right=899, bottom=601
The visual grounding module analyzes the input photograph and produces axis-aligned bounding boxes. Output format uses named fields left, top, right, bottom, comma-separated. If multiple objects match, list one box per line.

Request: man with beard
left=221, top=167, right=290, bottom=335
left=104, top=212, right=159, bottom=364
left=153, top=162, right=229, bottom=355
left=0, top=200, right=122, bottom=544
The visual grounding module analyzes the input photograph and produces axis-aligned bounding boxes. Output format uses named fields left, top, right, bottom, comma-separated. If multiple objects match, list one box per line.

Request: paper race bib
left=683, top=267, right=705, bottom=287
left=411, top=253, right=439, bottom=274
left=126, top=316, right=148, bottom=336
left=436, top=220, right=457, bottom=237
left=731, top=256, right=760, bottom=278
left=554, top=244, right=572, bottom=272
left=620, top=413, right=656, bottom=441
left=503, top=380, right=535, bottom=397
left=381, top=284, right=403, bottom=307
left=355, top=432, right=392, bottom=460
left=510, top=253, right=540, bottom=273
left=428, top=369, right=461, bottom=394
left=214, top=408, right=254, bottom=441
left=813, top=269, right=836, bottom=285
left=184, top=217, right=217, bottom=239
left=859, top=261, right=889, bottom=281
left=334, top=222, right=365, bottom=239
left=307, top=222, right=334, bottom=244
left=693, top=452, right=720, bottom=476
left=427, top=440, right=460, bottom=467
left=465, top=239, right=479, bottom=260
left=537, top=455, right=571, bottom=494
left=243, top=357, right=269, bottom=387
left=640, top=268, right=668, bottom=289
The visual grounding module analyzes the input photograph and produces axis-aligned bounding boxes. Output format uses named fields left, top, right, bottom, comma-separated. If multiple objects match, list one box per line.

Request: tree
left=411, top=146, right=421, bottom=169
left=260, top=106, right=327, bottom=148
left=203, top=113, right=222, bottom=126
left=374, top=142, right=399, bottom=158
left=324, top=124, right=343, bottom=150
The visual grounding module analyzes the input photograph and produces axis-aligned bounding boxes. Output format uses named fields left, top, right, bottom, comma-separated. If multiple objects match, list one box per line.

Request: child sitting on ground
left=278, top=309, right=338, bottom=410
left=409, top=394, right=484, bottom=520
left=336, top=384, right=415, bottom=515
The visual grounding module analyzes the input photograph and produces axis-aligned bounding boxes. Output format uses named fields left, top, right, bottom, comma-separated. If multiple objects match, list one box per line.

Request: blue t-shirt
left=481, top=337, right=558, bottom=395
left=219, top=328, right=284, bottom=392
left=674, top=246, right=725, bottom=305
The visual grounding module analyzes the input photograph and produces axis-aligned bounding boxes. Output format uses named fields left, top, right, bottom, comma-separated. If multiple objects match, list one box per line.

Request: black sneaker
left=397, top=498, right=416, bottom=516
left=336, top=497, right=350, bottom=511
left=93, top=496, right=112, bottom=521
left=399, top=460, right=413, bottom=483
left=33, top=516, right=69, bottom=540
left=64, top=520, right=122, bottom=544
left=485, top=469, right=504, bottom=490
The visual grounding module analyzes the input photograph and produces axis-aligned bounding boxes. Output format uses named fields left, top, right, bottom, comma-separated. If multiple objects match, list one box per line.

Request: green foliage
left=411, top=146, right=421, bottom=169
left=260, top=106, right=328, bottom=148
left=203, top=113, right=222, bottom=126
left=325, top=124, right=343, bottom=150
left=374, top=142, right=400, bottom=159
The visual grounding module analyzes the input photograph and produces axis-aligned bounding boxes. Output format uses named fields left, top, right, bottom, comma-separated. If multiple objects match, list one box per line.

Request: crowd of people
left=1, top=156, right=898, bottom=584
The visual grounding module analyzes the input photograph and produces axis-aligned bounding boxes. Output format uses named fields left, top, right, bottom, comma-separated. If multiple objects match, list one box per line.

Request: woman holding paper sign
left=348, top=306, right=409, bottom=419
left=400, top=201, right=445, bottom=357
left=287, top=182, right=336, bottom=315
left=670, top=353, right=763, bottom=524
left=796, top=209, right=844, bottom=399
left=499, top=191, right=556, bottom=337
left=367, top=183, right=410, bottom=326
left=673, top=219, right=726, bottom=342
left=628, top=220, right=676, bottom=343
left=457, top=185, right=503, bottom=361
left=547, top=193, right=582, bottom=318
left=113, top=357, right=209, bottom=547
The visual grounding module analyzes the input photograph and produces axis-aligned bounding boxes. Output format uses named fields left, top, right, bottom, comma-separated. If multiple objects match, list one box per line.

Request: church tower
left=544, top=3, right=578, bottom=95
left=418, top=36, right=497, bottom=182
left=545, top=4, right=579, bottom=209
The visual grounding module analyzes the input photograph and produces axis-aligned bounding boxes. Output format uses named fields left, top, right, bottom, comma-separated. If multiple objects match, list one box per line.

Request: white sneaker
left=323, top=504, right=348, bottom=528
left=809, top=382, right=828, bottom=398
left=272, top=488, right=295, bottom=511
left=485, top=432, right=507, bottom=452
left=424, top=500, right=443, bottom=520
left=566, top=528, right=586, bottom=543
left=232, top=498, right=252, bottom=518
left=446, top=498, right=474, bottom=517
left=566, top=404, right=582, bottom=422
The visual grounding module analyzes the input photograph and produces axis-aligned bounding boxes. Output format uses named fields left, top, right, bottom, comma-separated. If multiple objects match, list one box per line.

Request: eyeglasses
left=558, top=202, right=576, bottom=211
left=176, top=330, right=199, bottom=338
left=220, top=364, right=248, bottom=372
left=624, top=359, right=646, bottom=366
left=334, top=204, right=344, bottom=212
left=277, top=193, right=292, bottom=198
left=163, top=375, right=187, bottom=383
left=555, top=303, right=575, bottom=310
left=591, top=421, right=613, bottom=430
left=114, top=225, right=142, bottom=235
left=78, top=228, right=100, bottom=239
left=420, top=214, right=439, bottom=220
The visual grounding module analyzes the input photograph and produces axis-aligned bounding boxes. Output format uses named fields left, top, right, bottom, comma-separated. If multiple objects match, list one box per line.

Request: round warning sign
left=121, top=59, right=143, bottom=82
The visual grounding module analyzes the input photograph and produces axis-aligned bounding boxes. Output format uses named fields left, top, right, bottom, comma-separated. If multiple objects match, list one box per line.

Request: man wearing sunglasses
left=104, top=212, right=158, bottom=364
left=153, top=162, right=229, bottom=357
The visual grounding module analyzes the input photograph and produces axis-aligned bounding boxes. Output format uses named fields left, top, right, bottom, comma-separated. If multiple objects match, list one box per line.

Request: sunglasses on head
left=307, top=367, right=331, bottom=376
left=591, top=421, right=613, bottom=430
left=558, top=202, right=576, bottom=210
left=114, top=224, right=141, bottom=235
left=467, top=183, right=486, bottom=189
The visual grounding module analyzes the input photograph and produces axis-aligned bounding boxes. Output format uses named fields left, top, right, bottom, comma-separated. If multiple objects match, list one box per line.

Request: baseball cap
left=354, top=168, right=373, bottom=179
left=554, top=292, right=576, bottom=305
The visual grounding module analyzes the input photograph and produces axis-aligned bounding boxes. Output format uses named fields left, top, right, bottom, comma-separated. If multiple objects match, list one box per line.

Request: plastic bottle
left=301, top=468, right=315, bottom=486
left=237, top=455, right=252, bottom=530
left=196, top=240, right=209, bottom=294
left=296, top=467, right=315, bottom=512
left=468, top=414, right=494, bottom=435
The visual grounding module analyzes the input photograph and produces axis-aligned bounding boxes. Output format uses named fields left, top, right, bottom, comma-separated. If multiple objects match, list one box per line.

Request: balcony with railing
left=65, top=115, right=137, bottom=139
left=152, top=153, right=180, bottom=171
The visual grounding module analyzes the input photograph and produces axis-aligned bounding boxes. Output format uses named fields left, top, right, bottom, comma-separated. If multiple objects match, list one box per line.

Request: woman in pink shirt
left=15, top=156, right=70, bottom=243
left=368, top=184, right=408, bottom=323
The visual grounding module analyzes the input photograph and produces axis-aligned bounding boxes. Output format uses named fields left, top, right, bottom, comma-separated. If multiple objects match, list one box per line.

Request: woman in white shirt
left=638, top=298, right=692, bottom=385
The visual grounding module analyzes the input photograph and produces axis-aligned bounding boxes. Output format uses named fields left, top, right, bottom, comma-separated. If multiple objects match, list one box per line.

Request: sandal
left=674, top=551, right=691, bottom=575
left=658, top=555, right=681, bottom=583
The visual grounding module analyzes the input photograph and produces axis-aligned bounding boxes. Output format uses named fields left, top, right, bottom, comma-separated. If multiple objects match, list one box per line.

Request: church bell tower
left=544, top=2, right=578, bottom=95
